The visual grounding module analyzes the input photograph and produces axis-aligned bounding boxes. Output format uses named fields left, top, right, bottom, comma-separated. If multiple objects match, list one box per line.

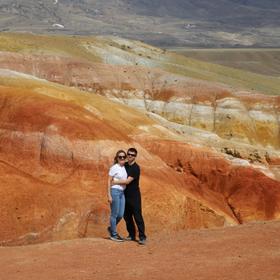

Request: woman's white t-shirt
left=109, top=163, right=127, bottom=190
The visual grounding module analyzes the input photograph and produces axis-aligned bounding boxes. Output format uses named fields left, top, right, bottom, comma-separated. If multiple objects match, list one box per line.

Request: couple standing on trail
left=107, top=148, right=147, bottom=245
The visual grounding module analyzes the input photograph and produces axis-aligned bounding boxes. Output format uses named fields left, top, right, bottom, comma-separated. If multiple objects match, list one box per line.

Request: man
left=112, top=147, right=147, bottom=245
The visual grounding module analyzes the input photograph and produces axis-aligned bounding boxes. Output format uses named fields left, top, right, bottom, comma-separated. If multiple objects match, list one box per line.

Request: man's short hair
left=127, top=147, right=137, bottom=155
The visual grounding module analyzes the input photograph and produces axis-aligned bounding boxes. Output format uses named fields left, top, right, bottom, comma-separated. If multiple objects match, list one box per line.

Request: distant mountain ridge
left=0, top=0, right=279, bottom=47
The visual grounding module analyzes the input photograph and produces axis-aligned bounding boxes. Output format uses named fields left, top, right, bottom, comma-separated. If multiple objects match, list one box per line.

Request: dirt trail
left=0, top=221, right=280, bottom=280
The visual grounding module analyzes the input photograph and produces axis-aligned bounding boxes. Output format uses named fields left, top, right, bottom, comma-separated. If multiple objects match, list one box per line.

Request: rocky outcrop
left=140, top=139, right=280, bottom=223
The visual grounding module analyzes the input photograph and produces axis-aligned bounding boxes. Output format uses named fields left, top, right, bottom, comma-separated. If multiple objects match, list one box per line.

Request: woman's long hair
left=113, top=150, right=127, bottom=164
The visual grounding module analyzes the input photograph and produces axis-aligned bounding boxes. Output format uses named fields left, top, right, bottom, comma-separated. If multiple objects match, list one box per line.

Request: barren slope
left=0, top=0, right=280, bottom=47
left=0, top=70, right=280, bottom=245
left=0, top=33, right=280, bottom=246
left=170, top=48, right=280, bottom=77
left=1, top=33, right=280, bottom=95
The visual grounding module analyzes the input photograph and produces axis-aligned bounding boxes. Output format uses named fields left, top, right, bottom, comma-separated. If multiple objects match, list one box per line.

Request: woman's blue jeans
left=110, top=188, right=125, bottom=237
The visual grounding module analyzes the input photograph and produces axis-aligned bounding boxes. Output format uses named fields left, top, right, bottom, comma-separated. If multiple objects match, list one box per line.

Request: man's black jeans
left=124, top=194, right=146, bottom=240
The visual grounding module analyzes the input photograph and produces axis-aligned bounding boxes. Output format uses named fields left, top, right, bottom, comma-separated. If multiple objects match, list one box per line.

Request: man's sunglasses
left=118, top=155, right=127, bottom=160
left=127, top=153, right=136, bottom=157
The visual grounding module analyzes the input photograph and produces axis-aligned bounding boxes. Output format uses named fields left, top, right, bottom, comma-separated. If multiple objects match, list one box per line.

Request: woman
left=107, top=150, right=127, bottom=242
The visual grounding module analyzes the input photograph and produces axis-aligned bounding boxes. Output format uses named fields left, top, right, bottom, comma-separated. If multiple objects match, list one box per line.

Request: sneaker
left=138, top=238, right=147, bottom=245
left=123, top=236, right=136, bottom=241
left=110, top=235, right=124, bottom=242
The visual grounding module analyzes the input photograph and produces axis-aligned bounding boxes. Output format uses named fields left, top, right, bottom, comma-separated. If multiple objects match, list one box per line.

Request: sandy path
left=0, top=221, right=280, bottom=280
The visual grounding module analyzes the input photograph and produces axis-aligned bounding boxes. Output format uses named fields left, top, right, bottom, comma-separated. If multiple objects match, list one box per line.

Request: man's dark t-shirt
left=124, top=162, right=140, bottom=198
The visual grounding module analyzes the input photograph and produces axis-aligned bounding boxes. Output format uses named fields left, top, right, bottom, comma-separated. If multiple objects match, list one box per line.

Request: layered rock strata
left=0, top=75, right=280, bottom=245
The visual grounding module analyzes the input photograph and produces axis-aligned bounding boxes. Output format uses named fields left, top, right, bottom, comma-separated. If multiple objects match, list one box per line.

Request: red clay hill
left=0, top=71, right=279, bottom=245
left=0, top=33, right=279, bottom=246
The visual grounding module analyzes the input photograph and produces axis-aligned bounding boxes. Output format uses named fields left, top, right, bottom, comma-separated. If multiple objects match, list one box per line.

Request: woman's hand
left=108, top=195, right=112, bottom=204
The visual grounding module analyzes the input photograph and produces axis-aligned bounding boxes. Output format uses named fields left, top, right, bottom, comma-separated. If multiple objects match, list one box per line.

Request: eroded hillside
left=0, top=33, right=280, bottom=245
